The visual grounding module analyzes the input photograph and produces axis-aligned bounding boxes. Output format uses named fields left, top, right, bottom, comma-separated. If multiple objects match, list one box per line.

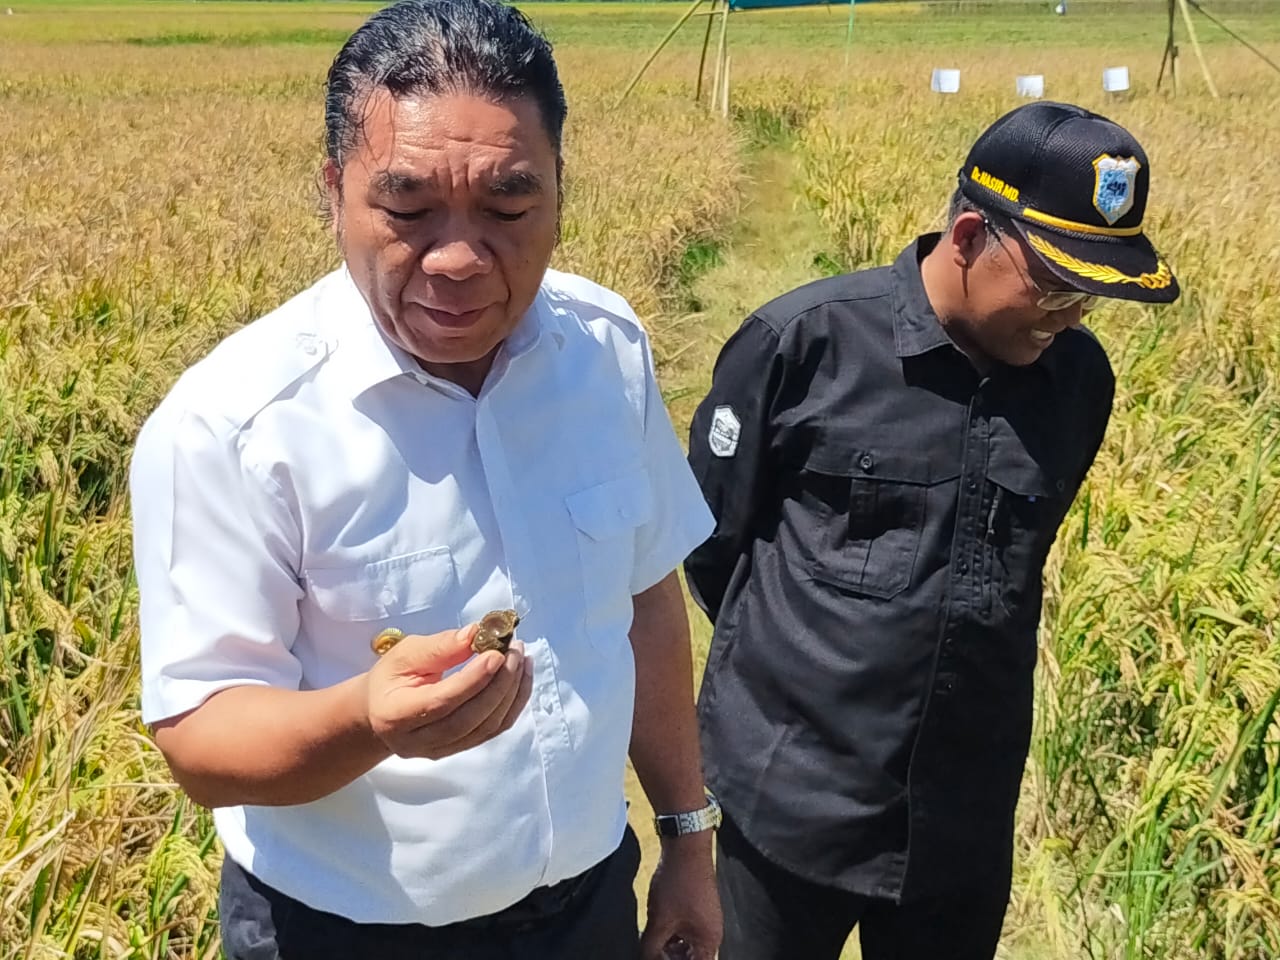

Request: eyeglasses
left=1034, top=289, right=1101, bottom=312
left=980, top=216, right=1103, bottom=313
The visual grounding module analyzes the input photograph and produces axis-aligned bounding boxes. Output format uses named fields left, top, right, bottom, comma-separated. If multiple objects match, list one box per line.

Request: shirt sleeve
left=1076, top=360, right=1115, bottom=492
left=629, top=332, right=716, bottom=596
left=683, top=316, right=783, bottom=623
left=131, top=400, right=305, bottom=725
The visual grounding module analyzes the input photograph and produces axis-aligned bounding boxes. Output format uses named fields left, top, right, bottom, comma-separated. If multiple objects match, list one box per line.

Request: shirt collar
left=890, top=234, right=1059, bottom=385
left=890, top=234, right=954, bottom=359
left=328, top=267, right=565, bottom=400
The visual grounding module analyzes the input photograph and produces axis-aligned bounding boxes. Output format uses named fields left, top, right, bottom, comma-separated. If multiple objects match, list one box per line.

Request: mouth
left=1029, top=328, right=1056, bottom=345
left=414, top=303, right=491, bottom=330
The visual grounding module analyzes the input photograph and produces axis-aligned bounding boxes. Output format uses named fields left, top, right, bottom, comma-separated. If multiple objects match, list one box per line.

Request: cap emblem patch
left=1092, top=154, right=1140, bottom=225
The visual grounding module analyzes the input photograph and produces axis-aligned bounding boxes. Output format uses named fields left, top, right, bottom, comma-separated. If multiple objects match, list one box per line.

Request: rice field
left=2, top=1, right=1279, bottom=957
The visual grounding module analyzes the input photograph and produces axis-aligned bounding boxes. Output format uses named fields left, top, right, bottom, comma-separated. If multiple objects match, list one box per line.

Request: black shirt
left=686, top=236, right=1114, bottom=901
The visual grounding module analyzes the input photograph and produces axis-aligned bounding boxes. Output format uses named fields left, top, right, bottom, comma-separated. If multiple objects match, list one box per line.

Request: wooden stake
left=1177, top=0, right=1218, bottom=98
left=619, top=0, right=709, bottom=104
left=696, top=0, right=718, bottom=103
left=722, top=55, right=731, bottom=118
left=1157, top=0, right=1179, bottom=93
left=713, top=0, right=730, bottom=114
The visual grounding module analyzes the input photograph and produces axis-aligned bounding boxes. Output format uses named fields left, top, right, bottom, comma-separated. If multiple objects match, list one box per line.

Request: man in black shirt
left=686, top=102, right=1180, bottom=959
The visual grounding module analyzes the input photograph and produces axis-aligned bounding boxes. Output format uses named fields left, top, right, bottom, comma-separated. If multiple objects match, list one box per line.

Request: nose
left=419, top=217, right=493, bottom=282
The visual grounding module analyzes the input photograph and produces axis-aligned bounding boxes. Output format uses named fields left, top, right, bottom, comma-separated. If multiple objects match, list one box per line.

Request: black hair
left=324, top=0, right=566, bottom=178
left=947, top=187, right=1001, bottom=251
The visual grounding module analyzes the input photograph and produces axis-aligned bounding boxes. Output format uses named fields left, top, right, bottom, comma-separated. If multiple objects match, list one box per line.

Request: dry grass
left=780, top=43, right=1280, bottom=960
left=3, top=2, right=1279, bottom=958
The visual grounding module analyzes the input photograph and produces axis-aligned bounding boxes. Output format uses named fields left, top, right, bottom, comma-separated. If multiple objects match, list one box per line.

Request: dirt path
left=625, top=135, right=853, bottom=950
left=664, top=143, right=832, bottom=437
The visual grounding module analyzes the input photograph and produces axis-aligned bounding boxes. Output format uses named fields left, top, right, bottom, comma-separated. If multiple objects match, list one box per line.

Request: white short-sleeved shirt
left=130, top=266, right=713, bottom=924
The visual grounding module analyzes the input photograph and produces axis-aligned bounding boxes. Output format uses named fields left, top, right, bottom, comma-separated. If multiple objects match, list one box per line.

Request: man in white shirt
left=129, top=1, right=722, bottom=956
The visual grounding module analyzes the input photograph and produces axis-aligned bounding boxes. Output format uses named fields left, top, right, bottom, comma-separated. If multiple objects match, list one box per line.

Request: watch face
left=655, top=797, right=722, bottom=837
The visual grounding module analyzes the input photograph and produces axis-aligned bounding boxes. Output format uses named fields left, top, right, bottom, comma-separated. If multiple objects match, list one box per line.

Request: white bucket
left=1102, top=66, right=1131, bottom=92
left=931, top=68, right=961, bottom=94
left=1016, top=75, right=1045, bottom=98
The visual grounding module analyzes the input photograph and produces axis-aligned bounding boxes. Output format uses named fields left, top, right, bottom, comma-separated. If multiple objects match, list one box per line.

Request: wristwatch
left=653, top=791, right=722, bottom=838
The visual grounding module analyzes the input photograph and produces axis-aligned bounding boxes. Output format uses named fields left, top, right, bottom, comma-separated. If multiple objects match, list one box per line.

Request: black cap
left=957, top=101, right=1179, bottom=304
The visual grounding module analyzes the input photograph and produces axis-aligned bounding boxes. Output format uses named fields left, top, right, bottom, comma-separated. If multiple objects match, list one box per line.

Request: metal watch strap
left=653, top=792, right=722, bottom=838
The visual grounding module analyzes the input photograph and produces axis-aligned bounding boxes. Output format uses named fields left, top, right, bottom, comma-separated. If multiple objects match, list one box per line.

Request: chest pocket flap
left=564, top=469, right=653, bottom=651
left=565, top=470, right=654, bottom=542
left=305, top=546, right=456, bottom=622
left=802, top=445, right=947, bottom=601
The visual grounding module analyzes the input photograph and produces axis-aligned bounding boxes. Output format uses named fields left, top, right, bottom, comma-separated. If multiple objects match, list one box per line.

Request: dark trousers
left=716, top=816, right=1009, bottom=960
left=219, top=826, right=642, bottom=960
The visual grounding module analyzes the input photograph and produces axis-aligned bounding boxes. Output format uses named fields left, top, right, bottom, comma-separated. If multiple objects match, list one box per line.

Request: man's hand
left=366, top=623, right=533, bottom=760
left=640, top=835, right=722, bottom=960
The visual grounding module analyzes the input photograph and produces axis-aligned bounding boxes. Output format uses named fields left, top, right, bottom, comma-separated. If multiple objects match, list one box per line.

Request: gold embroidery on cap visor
left=1026, top=232, right=1174, bottom=290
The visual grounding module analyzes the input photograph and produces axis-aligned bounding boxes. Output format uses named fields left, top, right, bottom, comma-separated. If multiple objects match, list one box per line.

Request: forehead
left=349, top=88, right=555, bottom=181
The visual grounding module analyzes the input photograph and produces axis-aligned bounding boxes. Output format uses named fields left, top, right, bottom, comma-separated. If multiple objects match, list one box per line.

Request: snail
left=472, top=608, right=520, bottom=655
left=371, top=627, right=404, bottom=656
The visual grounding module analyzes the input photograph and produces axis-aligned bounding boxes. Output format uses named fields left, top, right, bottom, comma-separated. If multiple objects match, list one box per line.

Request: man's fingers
left=499, top=655, right=534, bottom=730
left=452, top=647, right=527, bottom=740
left=392, top=643, right=524, bottom=748
left=418, top=651, right=533, bottom=759
left=382, top=623, right=478, bottom=679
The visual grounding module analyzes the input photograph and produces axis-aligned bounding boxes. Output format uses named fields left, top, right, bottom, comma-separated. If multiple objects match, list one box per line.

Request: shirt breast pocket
left=802, top=448, right=934, bottom=601
left=565, top=470, right=654, bottom=651
left=304, top=546, right=458, bottom=632
left=988, top=460, right=1070, bottom=623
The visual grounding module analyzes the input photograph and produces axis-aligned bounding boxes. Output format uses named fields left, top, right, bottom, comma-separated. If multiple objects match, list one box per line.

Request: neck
left=919, top=242, right=992, bottom=374
left=419, top=349, right=498, bottom=398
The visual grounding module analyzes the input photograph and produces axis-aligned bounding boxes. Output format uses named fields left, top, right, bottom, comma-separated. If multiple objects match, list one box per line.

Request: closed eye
left=384, top=208, right=428, bottom=222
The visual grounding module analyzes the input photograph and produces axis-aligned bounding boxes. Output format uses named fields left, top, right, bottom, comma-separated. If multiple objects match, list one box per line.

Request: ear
left=322, top=158, right=345, bottom=245
left=323, top=157, right=344, bottom=210
left=948, top=211, right=988, bottom=269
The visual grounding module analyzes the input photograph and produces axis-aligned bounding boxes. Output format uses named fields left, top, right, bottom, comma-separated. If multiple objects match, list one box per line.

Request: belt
left=452, top=851, right=611, bottom=934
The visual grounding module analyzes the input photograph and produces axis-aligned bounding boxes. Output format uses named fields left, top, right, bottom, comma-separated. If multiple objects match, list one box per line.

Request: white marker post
left=931, top=69, right=961, bottom=94
left=1103, top=66, right=1131, bottom=93
left=1016, top=75, right=1045, bottom=98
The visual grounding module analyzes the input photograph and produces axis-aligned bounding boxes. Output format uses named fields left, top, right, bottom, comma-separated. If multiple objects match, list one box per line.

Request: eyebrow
left=370, top=169, right=545, bottom=199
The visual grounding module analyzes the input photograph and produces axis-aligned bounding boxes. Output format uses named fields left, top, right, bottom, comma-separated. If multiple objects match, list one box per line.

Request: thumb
left=383, top=623, right=479, bottom=678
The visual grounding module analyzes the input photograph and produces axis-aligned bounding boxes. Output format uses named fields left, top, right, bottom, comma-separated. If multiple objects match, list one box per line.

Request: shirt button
left=859, top=453, right=875, bottom=471
left=967, top=478, right=978, bottom=493
left=379, top=587, right=395, bottom=607
left=956, top=561, right=968, bottom=575
left=618, top=505, right=633, bottom=521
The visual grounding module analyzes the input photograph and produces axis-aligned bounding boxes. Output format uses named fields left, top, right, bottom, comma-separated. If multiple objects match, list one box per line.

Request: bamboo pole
left=722, top=55, right=731, bottom=118
left=619, top=0, right=708, bottom=104
left=843, top=0, right=857, bottom=71
left=1177, top=0, right=1219, bottom=98
left=1157, top=0, right=1178, bottom=93
left=695, top=0, right=718, bottom=103
left=711, top=0, right=730, bottom=114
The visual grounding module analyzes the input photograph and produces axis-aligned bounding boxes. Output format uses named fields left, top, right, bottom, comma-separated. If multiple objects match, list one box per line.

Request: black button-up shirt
left=686, top=236, right=1114, bottom=901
